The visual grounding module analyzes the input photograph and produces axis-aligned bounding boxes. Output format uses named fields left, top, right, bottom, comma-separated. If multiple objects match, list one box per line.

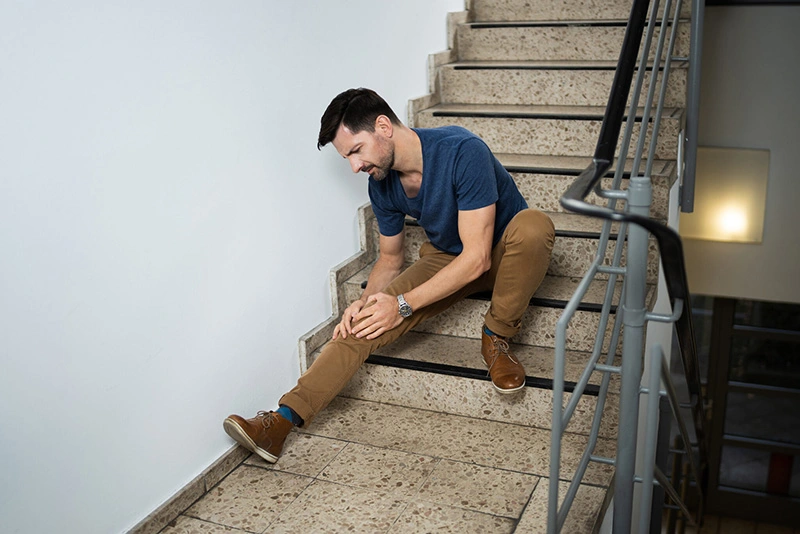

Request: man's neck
left=391, top=126, right=423, bottom=178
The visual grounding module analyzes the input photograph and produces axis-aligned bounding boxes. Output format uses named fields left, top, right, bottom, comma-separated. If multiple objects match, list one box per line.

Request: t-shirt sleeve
left=368, top=179, right=405, bottom=237
left=453, top=138, right=499, bottom=211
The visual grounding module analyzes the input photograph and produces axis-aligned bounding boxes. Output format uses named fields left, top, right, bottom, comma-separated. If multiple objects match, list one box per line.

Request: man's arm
left=332, top=232, right=405, bottom=340
left=351, top=204, right=495, bottom=340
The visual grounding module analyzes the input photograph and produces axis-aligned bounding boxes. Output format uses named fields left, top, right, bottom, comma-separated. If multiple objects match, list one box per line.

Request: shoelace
left=486, top=336, right=520, bottom=372
left=256, top=410, right=278, bottom=430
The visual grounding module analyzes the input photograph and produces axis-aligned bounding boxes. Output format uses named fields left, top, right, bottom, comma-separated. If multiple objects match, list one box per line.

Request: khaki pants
left=280, top=209, right=555, bottom=425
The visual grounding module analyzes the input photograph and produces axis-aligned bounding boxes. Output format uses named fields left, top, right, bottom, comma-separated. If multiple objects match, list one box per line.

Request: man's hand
left=351, top=292, right=404, bottom=340
left=332, top=299, right=366, bottom=340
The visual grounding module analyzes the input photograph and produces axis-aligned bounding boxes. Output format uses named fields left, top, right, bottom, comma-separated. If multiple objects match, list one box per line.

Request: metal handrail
left=547, top=0, right=708, bottom=532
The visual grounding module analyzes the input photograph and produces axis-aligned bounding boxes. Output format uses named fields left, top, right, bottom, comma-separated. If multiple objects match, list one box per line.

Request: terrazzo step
left=495, top=153, right=675, bottom=221
left=341, top=261, right=655, bottom=352
left=414, top=103, right=682, bottom=160
left=367, top=212, right=661, bottom=285
left=469, top=0, right=691, bottom=22
left=308, top=330, right=620, bottom=438
left=456, top=19, right=690, bottom=62
left=439, top=60, right=687, bottom=108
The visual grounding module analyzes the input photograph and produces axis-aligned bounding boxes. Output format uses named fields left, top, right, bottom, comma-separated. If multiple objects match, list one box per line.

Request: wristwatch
left=397, top=294, right=413, bottom=318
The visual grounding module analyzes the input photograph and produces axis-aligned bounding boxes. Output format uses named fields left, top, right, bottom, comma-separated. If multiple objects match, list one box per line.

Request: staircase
left=145, top=1, right=694, bottom=533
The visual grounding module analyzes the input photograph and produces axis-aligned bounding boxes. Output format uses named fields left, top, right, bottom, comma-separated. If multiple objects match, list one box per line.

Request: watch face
left=399, top=303, right=412, bottom=318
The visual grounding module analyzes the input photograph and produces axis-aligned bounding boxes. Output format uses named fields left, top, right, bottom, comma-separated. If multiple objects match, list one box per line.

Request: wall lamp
left=679, top=146, right=770, bottom=243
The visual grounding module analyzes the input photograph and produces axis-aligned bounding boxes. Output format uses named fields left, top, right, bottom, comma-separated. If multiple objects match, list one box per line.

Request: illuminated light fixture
left=679, top=147, right=770, bottom=243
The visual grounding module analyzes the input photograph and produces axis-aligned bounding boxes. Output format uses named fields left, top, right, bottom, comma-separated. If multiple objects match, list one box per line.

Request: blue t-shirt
left=368, top=126, right=528, bottom=255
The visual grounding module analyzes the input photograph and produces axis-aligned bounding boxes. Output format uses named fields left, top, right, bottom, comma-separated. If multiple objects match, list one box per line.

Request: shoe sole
left=223, top=417, right=279, bottom=464
left=492, top=382, right=526, bottom=394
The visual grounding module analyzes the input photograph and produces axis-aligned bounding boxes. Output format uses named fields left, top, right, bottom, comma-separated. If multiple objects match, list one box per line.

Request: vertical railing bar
left=638, top=345, right=664, bottom=533
left=645, top=0, right=682, bottom=175
left=654, top=466, right=698, bottom=527
left=660, top=354, right=705, bottom=503
left=608, top=0, right=662, bottom=192
left=681, top=0, right=705, bottom=213
left=630, top=0, right=669, bottom=182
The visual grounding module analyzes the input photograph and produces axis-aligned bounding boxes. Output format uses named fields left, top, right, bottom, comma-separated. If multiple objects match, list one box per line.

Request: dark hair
left=317, top=88, right=401, bottom=150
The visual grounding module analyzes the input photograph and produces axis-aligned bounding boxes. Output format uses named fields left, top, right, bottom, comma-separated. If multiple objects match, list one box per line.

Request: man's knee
left=509, top=209, right=555, bottom=251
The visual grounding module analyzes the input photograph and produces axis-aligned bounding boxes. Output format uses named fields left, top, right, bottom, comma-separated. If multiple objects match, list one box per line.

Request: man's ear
left=374, top=115, right=394, bottom=137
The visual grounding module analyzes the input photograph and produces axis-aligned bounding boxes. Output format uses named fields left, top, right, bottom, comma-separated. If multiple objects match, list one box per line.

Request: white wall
left=0, top=1, right=463, bottom=532
left=683, top=6, right=800, bottom=304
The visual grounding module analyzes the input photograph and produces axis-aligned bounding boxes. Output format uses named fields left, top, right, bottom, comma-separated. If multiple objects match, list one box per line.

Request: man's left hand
left=352, top=292, right=404, bottom=340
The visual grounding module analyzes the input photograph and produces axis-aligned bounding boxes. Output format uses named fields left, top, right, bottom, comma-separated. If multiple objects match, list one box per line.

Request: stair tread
left=421, top=102, right=683, bottom=119
left=346, top=261, right=623, bottom=308
left=464, top=18, right=688, bottom=27
left=448, top=59, right=688, bottom=70
left=368, top=330, right=618, bottom=387
left=494, top=153, right=674, bottom=178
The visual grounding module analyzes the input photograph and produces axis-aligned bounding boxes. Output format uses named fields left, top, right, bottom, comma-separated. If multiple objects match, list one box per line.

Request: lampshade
left=680, top=147, right=770, bottom=243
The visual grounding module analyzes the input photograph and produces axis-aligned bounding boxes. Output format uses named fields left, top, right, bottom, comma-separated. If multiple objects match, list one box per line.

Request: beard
left=368, top=144, right=395, bottom=181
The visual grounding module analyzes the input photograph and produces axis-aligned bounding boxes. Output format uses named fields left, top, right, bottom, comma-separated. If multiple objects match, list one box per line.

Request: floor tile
left=319, top=442, right=438, bottom=498
left=416, top=459, right=539, bottom=518
left=756, top=523, right=794, bottom=534
left=161, top=515, right=243, bottom=533
left=244, top=432, right=345, bottom=477
left=389, top=501, right=515, bottom=533
left=265, top=479, right=406, bottom=533
left=302, top=397, right=615, bottom=486
left=516, top=478, right=606, bottom=534
left=184, top=465, right=310, bottom=533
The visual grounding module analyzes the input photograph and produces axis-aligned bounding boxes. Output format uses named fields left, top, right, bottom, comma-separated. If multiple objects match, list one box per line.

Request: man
left=223, top=88, right=555, bottom=463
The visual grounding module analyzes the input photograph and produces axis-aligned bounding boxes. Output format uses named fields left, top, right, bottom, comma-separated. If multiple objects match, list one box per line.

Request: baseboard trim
left=126, top=444, right=250, bottom=534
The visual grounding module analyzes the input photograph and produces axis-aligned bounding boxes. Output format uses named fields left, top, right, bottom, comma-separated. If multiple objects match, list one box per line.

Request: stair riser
left=513, top=173, right=671, bottom=221
left=470, top=0, right=691, bottom=22
left=457, top=22, right=690, bottom=62
left=441, top=66, right=687, bottom=108
left=334, top=363, right=619, bottom=439
left=369, top=223, right=659, bottom=284
left=414, top=112, right=681, bottom=160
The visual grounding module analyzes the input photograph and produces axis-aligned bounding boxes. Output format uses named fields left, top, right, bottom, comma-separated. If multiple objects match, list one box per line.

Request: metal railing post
left=681, top=0, right=705, bottom=212
left=613, top=176, right=652, bottom=534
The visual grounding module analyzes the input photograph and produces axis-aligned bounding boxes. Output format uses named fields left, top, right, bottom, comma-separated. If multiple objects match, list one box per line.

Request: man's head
left=318, top=88, right=402, bottom=180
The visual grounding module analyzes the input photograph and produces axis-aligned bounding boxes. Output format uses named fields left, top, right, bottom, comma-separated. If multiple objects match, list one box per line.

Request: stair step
left=469, top=0, right=690, bottom=23
left=301, top=396, right=616, bottom=488
left=440, top=60, right=687, bottom=107
left=366, top=212, right=661, bottom=285
left=495, top=153, right=674, bottom=221
left=456, top=19, right=690, bottom=62
left=415, top=103, right=682, bottom=159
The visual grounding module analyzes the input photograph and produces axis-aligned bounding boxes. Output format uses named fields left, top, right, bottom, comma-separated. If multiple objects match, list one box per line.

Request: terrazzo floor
left=159, top=397, right=609, bottom=533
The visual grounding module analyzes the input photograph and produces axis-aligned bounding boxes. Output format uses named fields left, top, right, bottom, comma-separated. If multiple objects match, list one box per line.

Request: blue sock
left=277, top=405, right=304, bottom=427
left=484, top=325, right=500, bottom=337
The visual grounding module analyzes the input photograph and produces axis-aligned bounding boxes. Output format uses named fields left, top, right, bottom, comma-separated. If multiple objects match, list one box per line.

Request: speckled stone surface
left=516, top=478, right=608, bottom=533
left=184, top=466, right=310, bottom=532
left=244, top=432, right=345, bottom=478
left=160, top=515, right=240, bottom=533
left=417, top=459, right=539, bottom=517
left=415, top=106, right=682, bottom=160
left=390, top=501, right=516, bottom=533
left=441, top=62, right=687, bottom=108
left=469, top=0, right=691, bottom=22
left=336, top=362, right=620, bottom=437
left=301, top=397, right=616, bottom=487
left=266, top=480, right=407, bottom=533
left=457, top=22, right=690, bottom=62
left=319, top=443, right=438, bottom=498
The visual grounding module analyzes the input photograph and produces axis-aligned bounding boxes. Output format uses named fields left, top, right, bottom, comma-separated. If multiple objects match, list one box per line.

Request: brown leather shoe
left=223, top=411, right=293, bottom=463
left=481, top=330, right=526, bottom=394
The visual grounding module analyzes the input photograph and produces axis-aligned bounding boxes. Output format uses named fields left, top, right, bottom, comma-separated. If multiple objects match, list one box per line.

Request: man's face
left=331, top=122, right=394, bottom=181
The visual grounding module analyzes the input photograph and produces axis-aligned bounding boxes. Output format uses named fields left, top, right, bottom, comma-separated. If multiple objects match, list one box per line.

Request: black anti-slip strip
left=403, top=218, right=619, bottom=241
left=469, top=21, right=629, bottom=29
left=431, top=111, right=649, bottom=122
left=365, top=354, right=601, bottom=397
left=452, top=65, right=670, bottom=72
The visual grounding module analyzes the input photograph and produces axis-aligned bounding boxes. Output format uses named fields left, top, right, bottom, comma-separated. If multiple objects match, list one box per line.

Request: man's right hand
left=332, top=299, right=366, bottom=340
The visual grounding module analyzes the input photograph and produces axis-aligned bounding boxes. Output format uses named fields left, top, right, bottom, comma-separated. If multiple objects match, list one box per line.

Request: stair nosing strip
left=364, top=353, right=601, bottom=396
